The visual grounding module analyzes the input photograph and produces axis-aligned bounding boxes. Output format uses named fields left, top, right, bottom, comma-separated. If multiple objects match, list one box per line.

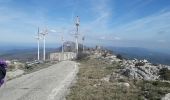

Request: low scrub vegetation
left=24, top=62, right=55, bottom=74
left=136, top=80, right=170, bottom=100
left=159, top=68, right=170, bottom=80
left=67, top=56, right=170, bottom=100
left=76, top=52, right=89, bottom=61
left=116, top=54, right=123, bottom=60
left=135, top=62, right=145, bottom=66
left=67, top=59, right=140, bottom=100
left=7, top=62, right=25, bottom=71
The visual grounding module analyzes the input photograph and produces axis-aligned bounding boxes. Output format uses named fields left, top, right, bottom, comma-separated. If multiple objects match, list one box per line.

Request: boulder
left=162, top=93, right=170, bottom=100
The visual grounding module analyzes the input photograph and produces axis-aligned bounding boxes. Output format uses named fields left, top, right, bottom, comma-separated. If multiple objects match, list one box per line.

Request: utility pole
left=61, top=36, right=64, bottom=54
left=41, top=28, right=48, bottom=61
left=82, top=36, right=85, bottom=52
left=75, top=16, right=80, bottom=55
left=61, top=35, right=64, bottom=60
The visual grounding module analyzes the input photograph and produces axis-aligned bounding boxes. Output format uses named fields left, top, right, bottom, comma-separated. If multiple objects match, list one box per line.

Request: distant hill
left=58, top=41, right=84, bottom=52
left=0, top=48, right=57, bottom=62
left=0, top=41, right=84, bottom=62
left=107, top=47, right=170, bottom=65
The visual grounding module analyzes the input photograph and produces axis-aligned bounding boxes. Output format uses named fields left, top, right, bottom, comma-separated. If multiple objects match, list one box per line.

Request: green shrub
left=135, top=62, right=145, bottom=66
left=102, top=52, right=107, bottom=58
left=116, top=54, right=123, bottom=60
left=8, top=64, right=16, bottom=70
left=118, top=79, right=126, bottom=82
left=159, top=68, right=170, bottom=80
left=76, top=53, right=89, bottom=61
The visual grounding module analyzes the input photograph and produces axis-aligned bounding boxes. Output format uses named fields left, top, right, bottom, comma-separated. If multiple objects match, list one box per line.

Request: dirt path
left=0, top=61, right=78, bottom=100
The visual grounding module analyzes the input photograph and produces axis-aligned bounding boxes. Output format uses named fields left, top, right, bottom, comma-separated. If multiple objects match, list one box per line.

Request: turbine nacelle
left=40, top=28, right=48, bottom=36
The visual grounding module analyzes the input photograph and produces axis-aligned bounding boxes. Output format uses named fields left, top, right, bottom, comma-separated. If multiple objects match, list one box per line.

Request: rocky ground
left=6, top=60, right=58, bottom=81
left=89, top=48, right=170, bottom=81
left=67, top=48, right=170, bottom=100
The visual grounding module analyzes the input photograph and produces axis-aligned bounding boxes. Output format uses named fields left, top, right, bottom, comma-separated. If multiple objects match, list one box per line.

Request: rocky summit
left=87, top=47, right=170, bottom=81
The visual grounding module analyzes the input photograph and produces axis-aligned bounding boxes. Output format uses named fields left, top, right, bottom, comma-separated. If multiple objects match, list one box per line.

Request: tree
left=116, top=54, right=123, bottom=60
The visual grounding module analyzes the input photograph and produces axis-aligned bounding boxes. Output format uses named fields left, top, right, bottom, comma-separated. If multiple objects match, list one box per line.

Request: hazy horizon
left=0, top=42, right=169, bottom=55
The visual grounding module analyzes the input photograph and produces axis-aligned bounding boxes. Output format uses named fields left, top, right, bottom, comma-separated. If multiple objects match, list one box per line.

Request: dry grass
left=24, top=61, right=57, bottom=74
left=66, top=58, right=170, bottom=100
left=66, top=58, right=142, bottom=100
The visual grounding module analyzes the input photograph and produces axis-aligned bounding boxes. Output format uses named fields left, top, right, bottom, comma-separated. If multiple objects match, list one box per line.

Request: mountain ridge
left=107, top=46, right=170, bottom=65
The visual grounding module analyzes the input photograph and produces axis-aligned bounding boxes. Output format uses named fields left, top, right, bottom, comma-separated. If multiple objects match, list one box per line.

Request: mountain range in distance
left=0, top=43, right=170, bottom=66
left=107, top=47, right=170, bottom=66
left=0, top=41, right=80, bottom=62
left=0, top=48, right=57, bottom=62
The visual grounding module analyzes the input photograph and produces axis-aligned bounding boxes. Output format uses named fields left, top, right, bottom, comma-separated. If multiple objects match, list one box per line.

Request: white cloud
left=100, top=36, right=121, bottom=41
left=84, top=0, right=112, bottom=30
left=49, top=29, right=57, bottom=33
left=113, top=37, right=121, bottom=40
left=158, top=40, right=166, bottom=43
left=112, top=11, right=170, bottom=40
left=80, top=0, right=113, bottom=40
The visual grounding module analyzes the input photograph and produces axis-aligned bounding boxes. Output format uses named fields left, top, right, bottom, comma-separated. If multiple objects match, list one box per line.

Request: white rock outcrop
left=162, top=93, right=170, bottom=100
left=91, top=48, right=170, bottom=81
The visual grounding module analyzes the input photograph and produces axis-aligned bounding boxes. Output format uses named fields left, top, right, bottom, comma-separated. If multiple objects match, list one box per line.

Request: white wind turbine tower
left=35, top=27, right=41, bottom=61
left=40, top=27, right=48, bottom=61
left=74, top=16, right=80, bottom=55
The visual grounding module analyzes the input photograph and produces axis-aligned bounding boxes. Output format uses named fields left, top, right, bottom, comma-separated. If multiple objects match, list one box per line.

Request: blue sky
left=0, top=0, right=170, bottom=51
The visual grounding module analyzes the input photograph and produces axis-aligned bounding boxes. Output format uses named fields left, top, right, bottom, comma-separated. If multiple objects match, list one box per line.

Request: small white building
left=50, top=52, right=76, bottom=61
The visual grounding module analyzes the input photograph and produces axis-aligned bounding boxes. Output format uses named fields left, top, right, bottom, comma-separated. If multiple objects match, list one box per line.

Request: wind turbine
left=40, top=27, right=48, bottom=61
left=35, top=27, right=41, bottom=61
